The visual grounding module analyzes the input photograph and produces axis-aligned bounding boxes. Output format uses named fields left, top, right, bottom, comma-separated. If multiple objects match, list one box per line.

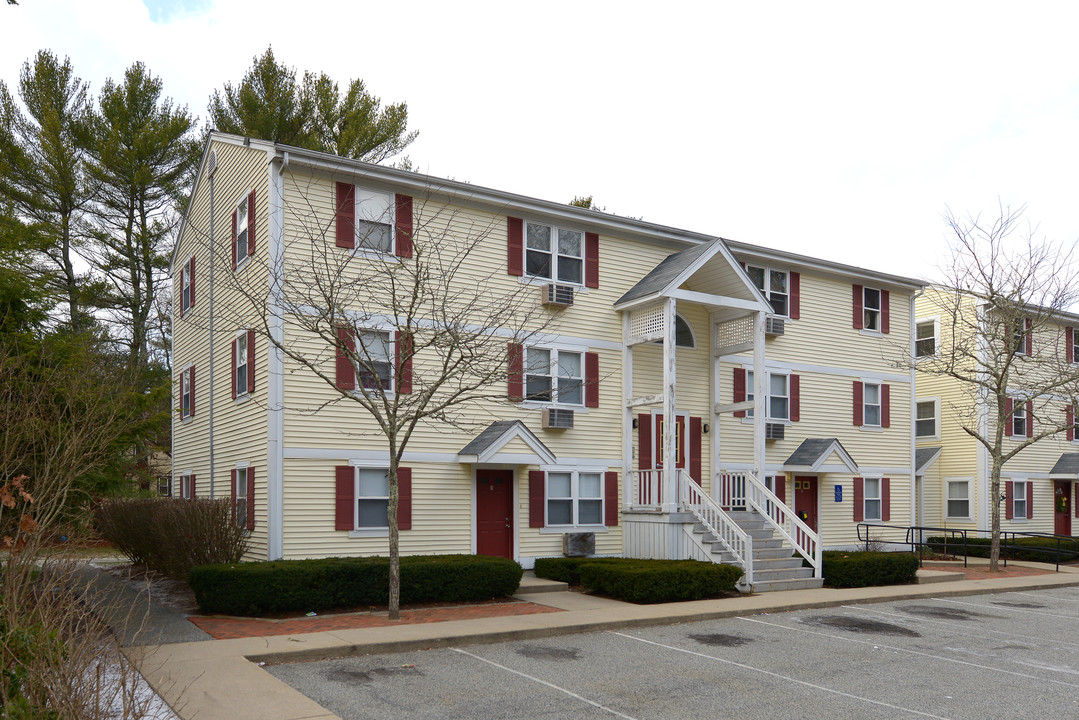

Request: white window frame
left=181, top=257, right=193, bottom=313
left=234, top=467, right=248, bottom=529
left=234, top=192, right=250, bottom=268
left=1072, top=326, right=1078, bottom=365
left=523, top=346, right=584, bottom=407
left=863, top=286, right=882, bottom=332
left=863, top=476, right=882, bottom=522
left=353, top=329, right=394, bottom=395
left=543, top=469, right=605, bottom=530
left=863, top=382, right=882, bottom=428
left=353, top=187, right=395, bottom=256
left=915, top=397, right=939, bottom=440
left=745, top=370, right=790, bottom=422
left=1011, top=400, right=1027, bottom=438
left=234, top=330, right=250, bottom=398
left=178, top=473, right=193, bottom=500
left=915, top=317, right=938, bottom=358
left=746, top=264, right=790, bottom=318
left=524, top=221, right=585, bottom=286
left=1012, top=479, right=1028, bottom=521
left=180, top=365, right=194, bottom=420
left=944, top=479, right=971, bottom=520
left=352, top=466, right=390, bottom=535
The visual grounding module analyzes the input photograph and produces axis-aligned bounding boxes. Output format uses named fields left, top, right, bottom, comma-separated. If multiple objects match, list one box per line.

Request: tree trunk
left=989, top=459, right=1002, bottom=572
left=387, top=452, right=401, bottom=620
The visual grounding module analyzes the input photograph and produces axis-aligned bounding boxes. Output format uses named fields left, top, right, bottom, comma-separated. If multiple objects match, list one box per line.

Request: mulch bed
left=921, top=562, right=1055, bottom=581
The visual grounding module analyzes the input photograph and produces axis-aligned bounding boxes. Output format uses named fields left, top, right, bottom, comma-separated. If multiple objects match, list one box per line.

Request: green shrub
left=536, top=557, right=741, bottom=603
left=188, top=554, right=523, bottom=616
left=925, top=536, right=1079, bottom=562
left=94, top=498, right=248, bottom=578
left=819, top=551, right=919, bottom=588
left=533, top=557, right=625, bottom=586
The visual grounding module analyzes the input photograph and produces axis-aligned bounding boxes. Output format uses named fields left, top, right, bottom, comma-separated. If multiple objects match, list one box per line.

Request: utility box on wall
left=563, top=532, right=595, bottom=557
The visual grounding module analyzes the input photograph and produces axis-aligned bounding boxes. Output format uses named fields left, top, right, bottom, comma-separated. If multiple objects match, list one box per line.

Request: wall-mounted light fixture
left=703, top=423, right=711, bottom=433
left=632, top=418, right=639, bottom=429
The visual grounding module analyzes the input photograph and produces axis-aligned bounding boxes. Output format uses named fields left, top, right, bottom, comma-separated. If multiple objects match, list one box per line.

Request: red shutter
left=733, top=368, right=747, bottom=418
left=789, top=271, right=800, bottom=319
left=247, top=191, right=256, bottom=257
left=604, top=471, right=619, bottom=526
left=775, top=476, right=786, bottom=504
left=247, top=467, right=256, bottom=531
left=1005, top=481, right=1014, bottom=519
left=881, top=383, right=891, bottom=428
left=189, top=367, right=195, bottom=416
left=395, top=194, right=413, bottom=258
left=853, top=381, right=863, bottom=426
left=1025, top=318, right=1033, bottom=356
left=1075, top=482, right=1079, bottom=519
left=1026, top=400, right=1034, bottom=438
left=335, top=466, right=354, bottom=530
left=1004, top=397, right=1014, bottom=436
left=190, top=474, right=196, bottom=499
left=231, top=338, right=237, bottom=400
left=397, top=467, right=412, bottom=530
left=638, top=414, right=652, bottom=470
left=853, top=477, right=864, bottom=522
left=507, top=217, right=524, bottom=276
left=852, top=285, right=863, bottom=329
left=529, top=470, right=545, bottom=527
left=336, top=326, right=355, bottom=390
left=585, top=231, right=599, bottom=288
left=1026, top=481, right=1034, bottom=519
left=335, top=182, right=355, bottom=248
left=881, top=290, right=891, bottom=334
left=585, top=351, right=599, bottom=408
left=1067, top=327, right=1074, bottom=364
left=246, top=329, right=256, bottom=394
left=507, top=342, right=523, bottom=400
left=882, top=477, right=891, bottom=522
left=689, top=417, right=702, bottom=484
left=231, top=209, right=237, bottom=270
left=1067, top=405, right=1074, bottom=443
left=189, top=256, right=195, bottom=308
left=396, top=331, right=413, bottom=394
left=230, top=469, right=237, bottom=524
left=790, top=374, right=800, bottom=422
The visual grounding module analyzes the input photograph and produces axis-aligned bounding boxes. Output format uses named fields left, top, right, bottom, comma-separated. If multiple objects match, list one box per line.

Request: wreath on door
left=1057, top=495, right=1069, bottom=514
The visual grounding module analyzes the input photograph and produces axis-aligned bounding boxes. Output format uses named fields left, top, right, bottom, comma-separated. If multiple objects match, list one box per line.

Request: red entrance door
left=477, top=469, right=513, bottom=558
left=652, top=414, right=686, bottom=468
left=794, top=476, right=818, bottom=532
left=1055, top=481, right=1072, bottom=536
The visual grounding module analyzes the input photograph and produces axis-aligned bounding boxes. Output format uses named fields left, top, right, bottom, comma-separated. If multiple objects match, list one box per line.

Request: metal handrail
left=744, top=473, right=822, bottom=578
left=679, top=469, right=754, bottom=586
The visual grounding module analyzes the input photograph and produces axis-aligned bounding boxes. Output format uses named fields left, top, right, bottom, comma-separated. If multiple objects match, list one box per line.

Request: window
left=235, top=195, right=249, bottom=266
left=355, top=468, right=389, bottom=529
left=863, top=382, right=882, bottom=427
left=946, top=480, right=970, bottom=519
left=651, top=314, right=696, bottom=348
left=355, top=188, right=394, bottom=253
left=235, top=332, right=249, bottom=397
left=525, top=222, right=583, bottom=285
left=863, top=287, right=881, bottom=331
left=547, top=471, right=603, bottom=526
left=180, top=366, right=194, bottom=420
left=746, top=371, right=790, bottom=420
left=181, top=259, right=193, bottom=313
left=1013, top=324, right=1026, bottom=355
left=357, top=331, right=392, bottom=391
left=234, top=468, right=248, bottom=529
left=915, top=400, right=937, bottom=438
left=525, top=348, right=583, bottom=405
left=1071, top=327, right=1078, bottom=364
left=178, top=474, right=193, bottom=500
left=1012, top=401, right=1027, bottom=437
left=1012, top=480, right=1028, bottom=520
left=747, top=265, right=789, bottom=317
left=863, top=477, right=882, bottom=521
left=915, top=319, right=937, bottom=358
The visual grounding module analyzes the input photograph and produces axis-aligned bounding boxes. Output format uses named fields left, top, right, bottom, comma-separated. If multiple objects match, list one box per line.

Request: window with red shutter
left=852, top=285, right=863, bottom=329
left=604, top=472, right=619, bottom=526
left=335, top=466, right=354, bottom=530
left=689, top=417, right=702, bottom=484
left=336, top=326, right=356, bottom=391
left=585, top=232, right=599, bottom=288
left=397, top=467, right=412, bottom=530
left=853, top=477, right=864, bottom=522
left=335, top=182, right=355, bottom=249
left=789, top=271, right=801, bottom=319
left=733, top=368, right=747, bottom=418
left=790, top=374, right=800, bottom=422
left=395, top=194, right=413, bottom=258
left=528, top=470, right=545, bottom=527
left=853, top=381, right=863, bottom=426
left=585, top=352, right=599, bottom=408
left=507, top=217, right=523, bottom=276
left=507, top=342, right=523, bottom=400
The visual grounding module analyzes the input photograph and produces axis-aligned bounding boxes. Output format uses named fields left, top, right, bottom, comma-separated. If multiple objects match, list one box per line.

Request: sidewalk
left=127, top=560, right=1079, bottom=720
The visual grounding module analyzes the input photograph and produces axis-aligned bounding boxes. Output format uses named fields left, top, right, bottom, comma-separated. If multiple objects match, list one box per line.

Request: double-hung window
left=234, top=468, right=248, bottom=529
left=1012, top=401, right=1027, bottom=437
left=526, top=222, right=583, bottom=285
left=915, top=319, right=937, bottom=358
left=1012, top=480, right=1028, bottom=519
left=863, top=382, right=882, bottom=427
left=863, top=477, right=882, bottom=521
left=747, top=265, right=789, bottom=317
left=355, top=468, right=390, bottom=529
left=235, top=195, right=249, bottom=266
left=746, top=371, right=790, bottom=420
left=181, top=260, right=193, bottom=313
left=355, top=189, right=394, bottom=253
left=1071, top=327, right=1078, bottom=364
left=179, top=473, right=193, bottom=500
left=863, top=287, right=882, bottom=331
left=526, top=348, right=583, bottom=405
left=180, top=366, right=194, bottom=420
left=235, top=332, right=249, bottom=397
left=547, top=471, right=603, bottom=526
left=915, top=400, right=937, bottom=438
left=946, top=480, right=970, bottom=519
left=357, top=331, right=393, bottom=391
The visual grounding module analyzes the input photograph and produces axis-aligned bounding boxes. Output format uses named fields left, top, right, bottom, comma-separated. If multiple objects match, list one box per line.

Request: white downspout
left=910, top=286, right=924, bottom=527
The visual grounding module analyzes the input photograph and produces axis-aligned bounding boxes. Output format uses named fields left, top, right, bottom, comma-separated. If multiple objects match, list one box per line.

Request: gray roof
left=915, top=446, right=942, bottom=474
left=457, top=420, right=555, bottom=463
left=459, top=420, right=526, bottom=456
left=615, top=242, right=717, bottom=306
left=784, top=438, right=858, bottom=471
left=1050, top=453, right=1079, bottom=476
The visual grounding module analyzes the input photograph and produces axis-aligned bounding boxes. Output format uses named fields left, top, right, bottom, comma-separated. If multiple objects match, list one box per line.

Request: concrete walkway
left=127, top=561, right=1079, bottom=720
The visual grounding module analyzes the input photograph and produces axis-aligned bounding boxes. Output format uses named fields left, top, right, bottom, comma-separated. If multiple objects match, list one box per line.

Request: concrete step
left=515, top=572, right=569, bottom=595
left=751, top=577, right=825, bottom=593
left=751, top=566, right=815, bottom=582
left=712, top=546, right=793, bottom=563
left=753, top=557, right=806, bottom=571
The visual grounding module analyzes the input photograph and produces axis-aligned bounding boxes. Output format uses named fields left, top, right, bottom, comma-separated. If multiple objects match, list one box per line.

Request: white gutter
left=266, top=148, right=286, bottom=560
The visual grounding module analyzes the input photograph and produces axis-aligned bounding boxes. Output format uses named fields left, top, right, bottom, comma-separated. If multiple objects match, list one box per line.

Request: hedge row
left=819, top=551, right=919, bottom=588
left=926, top=536, right=1079, bottom=562
left=534, top=557, right=742, bottom=603
left=189, top=554, right=523, bottom=616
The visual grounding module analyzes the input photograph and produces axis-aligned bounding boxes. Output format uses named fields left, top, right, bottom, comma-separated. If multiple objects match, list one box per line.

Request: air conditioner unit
left=541, top=283, right=575, bottom=308
left=542, top=407, right=574, bottom=429
left=765, top=317, right=785, bottom=336
left=765, top=422, right=785, bottom=441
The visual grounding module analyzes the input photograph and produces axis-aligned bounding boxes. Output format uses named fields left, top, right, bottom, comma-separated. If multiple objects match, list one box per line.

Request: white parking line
left=933, top=596, right=1079, bottom=621
left=1014, top=590, right=1079, bottom=603
left=611, top=631, right=954, bottom=720
left=738, top=616, right=1079, bottom=689
left=451, top=648, right=640, bottom=720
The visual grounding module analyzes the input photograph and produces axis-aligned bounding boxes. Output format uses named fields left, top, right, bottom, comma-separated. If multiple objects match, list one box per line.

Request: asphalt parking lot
left=268, top=587, right=1079, bottom=720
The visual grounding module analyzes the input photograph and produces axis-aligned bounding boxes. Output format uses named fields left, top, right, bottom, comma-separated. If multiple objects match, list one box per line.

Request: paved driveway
left=268, top=586, right=1079, bottom=720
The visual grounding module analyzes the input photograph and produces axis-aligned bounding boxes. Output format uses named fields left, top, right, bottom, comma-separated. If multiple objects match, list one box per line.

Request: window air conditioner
left=542, top=407, right=575, bottom=429
left=765, top=317, right=785, bottom=336
left=542, top=283, right=575, bottom=308
left=765, top=422, right=785, bottom=441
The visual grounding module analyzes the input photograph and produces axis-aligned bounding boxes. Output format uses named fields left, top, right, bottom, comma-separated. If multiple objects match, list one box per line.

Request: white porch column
left=622, top=312, right=633, bottom=511
left=710, top=314, right=721, bottom=503
left=752, top=309, right=766, bottom=481
left=662, top=297, right=678, bottom=512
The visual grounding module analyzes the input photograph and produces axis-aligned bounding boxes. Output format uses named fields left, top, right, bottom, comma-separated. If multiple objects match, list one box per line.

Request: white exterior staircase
left=691, top=511, right=822, bottom=592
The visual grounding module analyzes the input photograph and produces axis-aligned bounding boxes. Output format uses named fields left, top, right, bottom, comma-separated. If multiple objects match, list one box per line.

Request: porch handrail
left=744, top=473, right=822, bottom=578
left=679, top=469, right=753, bottom=586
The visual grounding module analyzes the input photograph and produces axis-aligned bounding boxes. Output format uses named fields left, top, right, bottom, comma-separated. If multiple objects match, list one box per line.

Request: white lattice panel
left=630, top=303, right=665, bottom=340
left=716, top=316, right=753, bottom=350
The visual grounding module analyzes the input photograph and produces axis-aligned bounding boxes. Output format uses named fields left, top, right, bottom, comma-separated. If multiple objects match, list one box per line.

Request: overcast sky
left=4, top=1, right=1079, bottom=284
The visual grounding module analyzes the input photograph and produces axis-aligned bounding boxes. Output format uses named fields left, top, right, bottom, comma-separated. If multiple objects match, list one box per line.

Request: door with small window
left=477, top=469, right=513, bottom=558
left=1055, top=481, right=1072, bottom=536
left=651, top=414, right=686, bottom=469
left=794, top=476, right=818, bottom=532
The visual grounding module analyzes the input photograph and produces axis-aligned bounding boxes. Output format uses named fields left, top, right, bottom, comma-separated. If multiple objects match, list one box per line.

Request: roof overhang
left=457, top=420, right=556, bottom=465
left=1049, top=453, right=1079, bottom=477
left=915, top=446, right=943, bottom=475
left=782, top=438, right=859, bottom=474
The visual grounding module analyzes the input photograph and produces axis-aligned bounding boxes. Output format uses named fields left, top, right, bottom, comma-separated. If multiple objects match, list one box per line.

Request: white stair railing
left=679, top=470, right=753, bottom=586
left=743, top=472, right=822, bottom=578
left=627, top=469, right=664, bottom=509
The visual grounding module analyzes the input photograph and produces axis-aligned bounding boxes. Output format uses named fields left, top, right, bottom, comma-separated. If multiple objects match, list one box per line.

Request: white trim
left=284, top=447, right=620, bottom=466
left=232, top=187, right=254, bottom=271
left=915, top=315, right=940, bottom=359
left=743, top=263, right=791, bottom=319
left=267, top=154, right=285, bottom=560
left=668, top=288, right=764, bottom=313
left=915, top=396, right=941, bottom=441
left=726, top=355, right=910, bottom=384
left=521, top=219, right=587, bottom=287
left=944, top=477, right=974, bottom=521
left=540, top=467, right=609, bottom=530
left=457, top=422, right=557, bottom=465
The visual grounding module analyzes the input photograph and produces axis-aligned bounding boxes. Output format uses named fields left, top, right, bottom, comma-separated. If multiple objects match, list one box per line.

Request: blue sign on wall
left=834, top=485, right=843, bottom=502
